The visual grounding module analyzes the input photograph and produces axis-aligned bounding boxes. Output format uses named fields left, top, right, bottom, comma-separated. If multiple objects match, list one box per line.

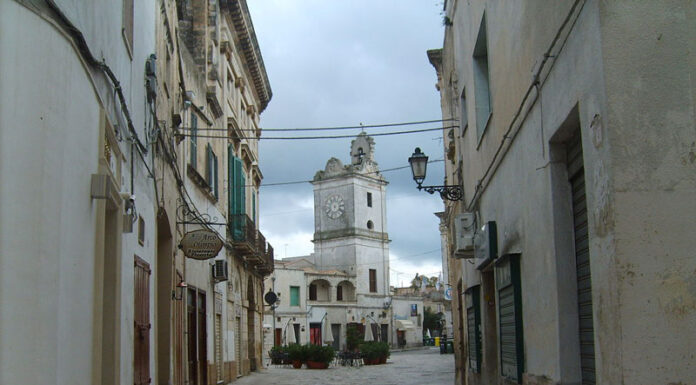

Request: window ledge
left=187, top=164, right=218, bottom=203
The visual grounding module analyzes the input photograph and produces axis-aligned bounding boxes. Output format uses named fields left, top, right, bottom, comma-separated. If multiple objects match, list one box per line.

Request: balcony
left=228, top=214, right=257, bottom=255
left=228, top=214, right=274, bottom=275
left=256, top=243, right=274, bottom=275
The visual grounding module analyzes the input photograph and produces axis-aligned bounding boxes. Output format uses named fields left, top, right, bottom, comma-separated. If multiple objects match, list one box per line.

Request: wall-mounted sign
left=180, top=229, right=223, bottom=260
left=444, top=287, right=452, bottom=301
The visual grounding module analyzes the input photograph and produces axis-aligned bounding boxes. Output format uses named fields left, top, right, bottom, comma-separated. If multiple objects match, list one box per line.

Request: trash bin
left=434, top=337, right=440, bottom=347
left=447, top=340, right=454, bottom=354
left=439, top=336, right=447, bottom=354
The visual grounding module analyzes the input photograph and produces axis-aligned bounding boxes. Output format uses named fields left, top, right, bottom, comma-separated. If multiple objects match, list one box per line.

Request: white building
left=263, top=134, right=423, bottom=357
left=0, top=1, right=157, bottom=384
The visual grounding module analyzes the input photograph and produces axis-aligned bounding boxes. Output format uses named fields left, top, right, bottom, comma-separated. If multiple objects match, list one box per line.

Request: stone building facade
left=0, top=1, right=272, bottom=384
left=154, top=1, right=273, bottom=384
left=428, top=1, right=695, bottom=385
left=262, top=134, right=423, bottom=355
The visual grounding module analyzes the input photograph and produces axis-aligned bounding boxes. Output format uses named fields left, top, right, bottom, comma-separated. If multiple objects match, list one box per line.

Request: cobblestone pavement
left=233, top=347, right=455, bottom=385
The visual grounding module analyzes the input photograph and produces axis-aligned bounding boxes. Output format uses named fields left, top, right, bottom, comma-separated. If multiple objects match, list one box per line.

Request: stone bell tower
left=310, top=132, right=390, bottom=296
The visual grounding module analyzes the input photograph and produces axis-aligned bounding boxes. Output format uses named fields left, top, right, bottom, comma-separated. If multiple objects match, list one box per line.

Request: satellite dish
left=264, top=290, right=278, bottom=305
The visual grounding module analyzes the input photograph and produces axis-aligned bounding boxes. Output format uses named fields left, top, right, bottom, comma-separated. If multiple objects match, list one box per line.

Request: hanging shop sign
left=180, top=229, right=223, bottom=260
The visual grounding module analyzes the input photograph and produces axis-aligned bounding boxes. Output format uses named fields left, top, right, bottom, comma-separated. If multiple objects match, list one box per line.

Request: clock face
left=324, top=194, right=345, bottom=219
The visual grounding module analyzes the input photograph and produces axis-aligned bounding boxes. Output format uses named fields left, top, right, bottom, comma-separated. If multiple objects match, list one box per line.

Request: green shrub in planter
left=360, top=341, right=390, bottom=363
left=308, top=344, right=335, bottom=365
left=286, top=343, right=308, bottom=363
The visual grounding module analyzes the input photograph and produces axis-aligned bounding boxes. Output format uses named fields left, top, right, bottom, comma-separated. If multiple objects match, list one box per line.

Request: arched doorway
left=247, top=277, right=256, bottom=372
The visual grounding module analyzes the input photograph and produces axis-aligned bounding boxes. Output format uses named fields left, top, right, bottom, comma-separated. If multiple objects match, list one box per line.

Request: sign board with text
left=180, top=229, right=223, bottom=260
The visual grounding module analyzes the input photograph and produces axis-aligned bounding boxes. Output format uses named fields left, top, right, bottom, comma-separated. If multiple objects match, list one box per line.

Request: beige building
left=154, top=0, right=273, bottom=384
left=428, top=1, right=696, bottom=385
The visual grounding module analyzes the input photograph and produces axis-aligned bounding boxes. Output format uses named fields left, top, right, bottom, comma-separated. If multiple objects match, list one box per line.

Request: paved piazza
left=234, top=348, right=455, bottom=385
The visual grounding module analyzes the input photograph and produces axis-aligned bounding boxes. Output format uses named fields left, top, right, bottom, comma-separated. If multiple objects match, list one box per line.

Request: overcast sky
left=247, top=1, right=447, bottom=287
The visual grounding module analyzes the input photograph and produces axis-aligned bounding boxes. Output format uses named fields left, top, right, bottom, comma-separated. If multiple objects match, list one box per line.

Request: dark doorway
left=186, top=287, right=207, bottom=385
left=331, top=324, right=341, bottom=350
left=247, top=278, right=256, bottom=372
left=134, top=256, right=151, bottom=385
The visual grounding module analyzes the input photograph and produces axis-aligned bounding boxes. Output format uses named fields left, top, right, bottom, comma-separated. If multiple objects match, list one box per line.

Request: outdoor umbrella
left=285, top=321, right=296, bottom=345
left=426, top=329, right=431, bottom=339
left=323, top=316, right=334, bottom=344
left=364, top=321, right=374, bottom=342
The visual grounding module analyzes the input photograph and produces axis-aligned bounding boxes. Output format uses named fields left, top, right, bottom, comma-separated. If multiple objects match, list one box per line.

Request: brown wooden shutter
left=369, top=269, right=377, bottom=292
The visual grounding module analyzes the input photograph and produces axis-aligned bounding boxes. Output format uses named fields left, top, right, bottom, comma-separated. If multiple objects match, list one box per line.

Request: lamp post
left=408, top=147, right=464, bottom=201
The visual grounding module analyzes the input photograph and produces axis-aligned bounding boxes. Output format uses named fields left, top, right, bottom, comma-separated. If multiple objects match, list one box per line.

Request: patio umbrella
left=323, top=316, right=334, bottom=344
left=285, top=322, right=296, bottom=345
left=364, top=321, right=374, bottom=342
left=426, top=329, right=431, bottom=339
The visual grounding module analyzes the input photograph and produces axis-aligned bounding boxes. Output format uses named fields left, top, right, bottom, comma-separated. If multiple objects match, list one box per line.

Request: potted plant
left=360, top=341, right=390, bottom=365
left=305, top=344, right=335, bottom=369
left=286, top=343, right=307, bottom=368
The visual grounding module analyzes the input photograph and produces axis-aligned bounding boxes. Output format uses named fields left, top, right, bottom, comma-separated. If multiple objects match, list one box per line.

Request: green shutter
left=206, top=144, right=212, bottom=186
left=466, top=285, right=482, bottom=373
left=233, top=158, right=244, bottom=215
left=213, top=152, right=218, bottom=199
left=190, top=114, right=198, bottom=168
left=290, top=286, right=299, bottom=307
left=252, top=193, right=256, bottom=223
left=496, top=254, right=524, bottom=383
left=228, top=145, right=234, bottom=218
left=240, top=170, right=246, bottom=215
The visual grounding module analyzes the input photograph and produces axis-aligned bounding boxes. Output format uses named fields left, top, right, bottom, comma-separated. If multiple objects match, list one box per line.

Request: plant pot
left=306, top=360, right=329, bottom=369
left=363, top=358, right=379, bottom=365
left=291, top=360, right=303, bottom=369
left=379, top=356, right=387, bottom=364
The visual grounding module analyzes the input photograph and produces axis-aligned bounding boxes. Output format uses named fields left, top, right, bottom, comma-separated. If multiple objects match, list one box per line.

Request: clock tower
left=311, top=133, right=390, bottom=296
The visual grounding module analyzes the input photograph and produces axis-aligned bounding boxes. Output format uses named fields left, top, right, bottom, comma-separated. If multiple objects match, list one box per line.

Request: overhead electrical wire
left=178, top=118, right=457, bottom=132
left=256, top=159, right=444, bottom=187
left=176, top=125, right=458, bottom=140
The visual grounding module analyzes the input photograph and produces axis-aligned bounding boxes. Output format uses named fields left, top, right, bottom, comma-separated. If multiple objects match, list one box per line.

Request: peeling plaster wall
left=437, top=1, right=695, bottom=384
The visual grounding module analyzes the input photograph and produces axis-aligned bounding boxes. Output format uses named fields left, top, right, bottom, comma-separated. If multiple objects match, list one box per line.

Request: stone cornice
left=221, top=0, right=272, bottom=112
left=313, top=228, right=389, bottom=242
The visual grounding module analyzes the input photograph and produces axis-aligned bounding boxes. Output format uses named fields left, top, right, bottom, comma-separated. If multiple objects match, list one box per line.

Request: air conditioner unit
left=212, top=260, right=229, bottom=282
left=474, top=221, right=498, bottom=270
left=453, top=212, right=476, bottom=258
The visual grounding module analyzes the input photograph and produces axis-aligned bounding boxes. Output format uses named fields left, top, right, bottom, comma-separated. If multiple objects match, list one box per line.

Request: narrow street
left=233, top=348, right=455, bottom=385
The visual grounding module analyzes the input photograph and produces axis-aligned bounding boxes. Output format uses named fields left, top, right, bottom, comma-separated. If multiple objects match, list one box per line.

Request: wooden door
left=134, top=257, right=151, bottom=385
left=309, top=323, right=322, bottom=345
left=187, top=289, right=197, bottom=384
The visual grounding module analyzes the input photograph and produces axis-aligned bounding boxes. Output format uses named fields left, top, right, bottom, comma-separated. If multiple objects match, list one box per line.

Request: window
left=289, top=286, right=299, bottom=307
left=336, top=285, right=343, bottom=301
left=309, top=284, right=317, bottom=301
left=206, top=144, right=218, bottom=199
left=369, top=269, right=377, bottom=293
left=465, top=285, right=482, bottom=373
left=138, top=216, right=145, bottom=245
left=252, top=192, right=256, bottom=223
left=367, top=220, right=374, bottom=230
left=496, top=254, right=524, bottom=383
left=190, top=114, right=198, bottom=168
left=122, top=0, right=134, bottom=56
left=473, top=13, right=491, bottom=142
left=367, top=192, right=372, bottom=207
left=227, top=145, right=245, bottom=217
left=460, top=88, right=468, bottom=133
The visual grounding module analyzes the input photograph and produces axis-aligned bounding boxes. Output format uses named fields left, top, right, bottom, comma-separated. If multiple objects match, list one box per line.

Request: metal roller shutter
left=496, top=254, right=523, bottom=383
left=567, top=133, right=596, bottom=384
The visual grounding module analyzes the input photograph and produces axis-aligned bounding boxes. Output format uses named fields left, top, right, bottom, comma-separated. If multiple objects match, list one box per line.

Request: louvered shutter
left=213, top=152, right=218, bottom=199
left=465, top=285, right=481, bottom=373
left=190, top=114, right=198, bottom=168
left=228, top=145, right=234, bottom=219
left=496, top=254, right=523, bottom=383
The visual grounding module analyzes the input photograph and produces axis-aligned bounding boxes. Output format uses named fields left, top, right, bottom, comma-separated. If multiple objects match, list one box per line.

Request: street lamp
left=408, top=147, right=464, bottom=201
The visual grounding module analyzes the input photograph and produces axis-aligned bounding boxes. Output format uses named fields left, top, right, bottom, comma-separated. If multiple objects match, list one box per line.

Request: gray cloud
left=249, top=1, right=447, bottom=278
